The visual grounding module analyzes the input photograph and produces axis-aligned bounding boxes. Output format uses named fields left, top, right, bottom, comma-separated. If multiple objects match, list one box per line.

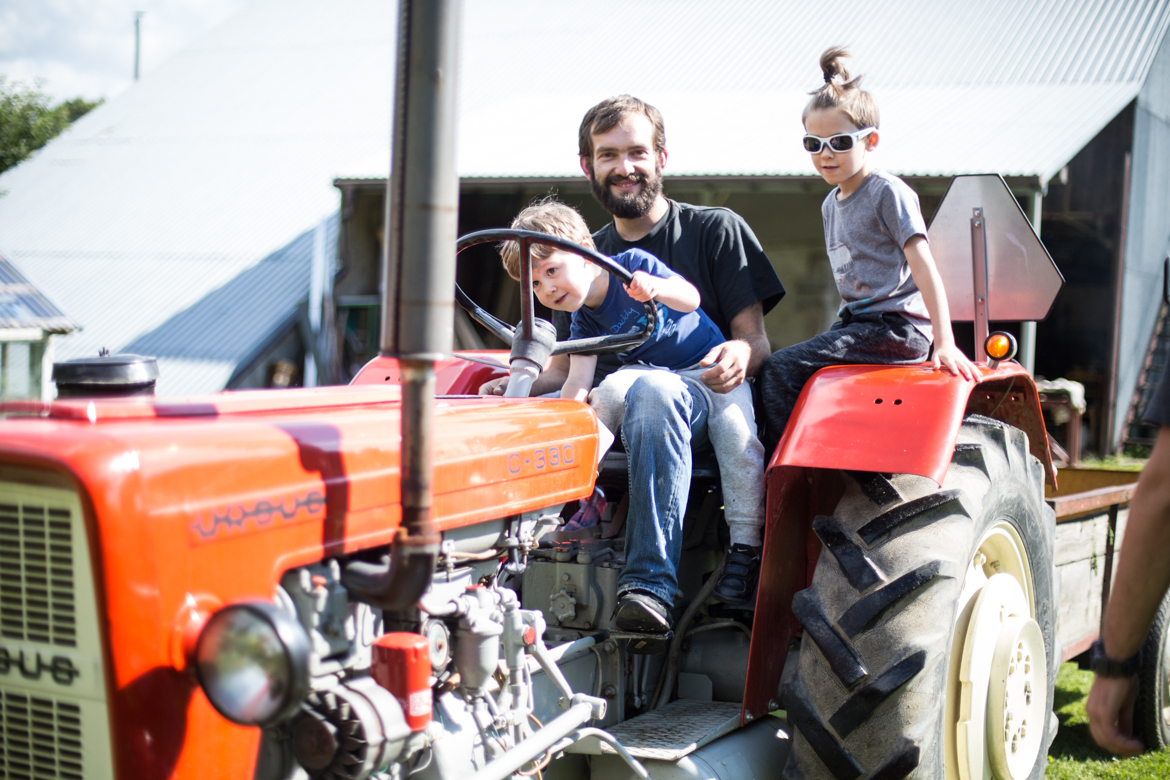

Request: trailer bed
left=1048, top=468, right=1141, bottom=660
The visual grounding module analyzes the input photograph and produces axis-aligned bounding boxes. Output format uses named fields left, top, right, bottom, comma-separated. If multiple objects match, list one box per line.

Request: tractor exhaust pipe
left=369, top=0, right=460, bottom=609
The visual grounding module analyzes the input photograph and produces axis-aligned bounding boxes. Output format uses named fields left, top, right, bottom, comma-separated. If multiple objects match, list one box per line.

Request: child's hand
left=479, top=376, right=509, bottom=395
left=933, top=344, right=978, bottom=381
left=624, top=271, right=660, bottom=302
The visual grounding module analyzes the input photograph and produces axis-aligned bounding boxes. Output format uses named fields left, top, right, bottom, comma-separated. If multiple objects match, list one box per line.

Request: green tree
left=0, top=78, right=102, bottom=174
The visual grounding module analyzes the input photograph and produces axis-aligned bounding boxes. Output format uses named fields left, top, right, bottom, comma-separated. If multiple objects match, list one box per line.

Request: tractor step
left=567, top=699, right=743, bottom=760
left=610, top=629, right=674, bottom=654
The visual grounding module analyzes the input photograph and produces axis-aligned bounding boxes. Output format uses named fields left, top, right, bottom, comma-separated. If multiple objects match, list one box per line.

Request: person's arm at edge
left=699, top=302, right=770, bottom=394
left=478, top=353, right=570, bottom=396
left=560, top=354, right=596, bottom=403
left=1086, top=424, right=1170, bottom=756
left=903, top=235, right=978, bottom=382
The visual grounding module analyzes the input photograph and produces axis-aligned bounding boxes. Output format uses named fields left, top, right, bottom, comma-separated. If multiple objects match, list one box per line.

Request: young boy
left=759, top=48, right=977, bottom=455
left=497, top=199, right=767, bottom=606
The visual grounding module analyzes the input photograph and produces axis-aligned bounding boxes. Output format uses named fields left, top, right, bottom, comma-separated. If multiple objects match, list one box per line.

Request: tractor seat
left=597, top=447, right=721, bottom=484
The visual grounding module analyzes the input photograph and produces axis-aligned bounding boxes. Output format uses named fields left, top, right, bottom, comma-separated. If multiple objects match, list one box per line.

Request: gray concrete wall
left=1114, top=32, right=1170, bottom=450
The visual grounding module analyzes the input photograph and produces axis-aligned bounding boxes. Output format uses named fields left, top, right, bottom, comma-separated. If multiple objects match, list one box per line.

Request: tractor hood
left=0, top=385, right=598, bottom=586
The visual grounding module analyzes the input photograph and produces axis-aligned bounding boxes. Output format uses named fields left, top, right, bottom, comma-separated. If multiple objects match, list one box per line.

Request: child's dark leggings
left=758, top=311, right=931, bottom=457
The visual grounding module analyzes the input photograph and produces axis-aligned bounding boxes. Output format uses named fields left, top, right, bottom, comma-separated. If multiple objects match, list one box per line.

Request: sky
left=0, top=0, right=254, bottom=103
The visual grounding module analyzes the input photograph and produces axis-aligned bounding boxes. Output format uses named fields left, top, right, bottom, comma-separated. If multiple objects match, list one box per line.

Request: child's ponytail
left=818, top=47, right=858, bottom=95
left=804, top=47, right=879, bottom=130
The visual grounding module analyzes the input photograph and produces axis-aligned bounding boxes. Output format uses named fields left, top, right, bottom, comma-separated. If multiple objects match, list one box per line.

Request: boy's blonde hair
left=802, top=47, right=880, bottom=131
left=498, top=198, right=592, bottom=280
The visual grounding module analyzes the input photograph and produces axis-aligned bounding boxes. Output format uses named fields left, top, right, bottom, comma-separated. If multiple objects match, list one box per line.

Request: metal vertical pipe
left=381, top=0, right=459, bottom=358
left=29, top=341, right=44, bottom=402
left=40, top=336, right=54, bottom=402
left=971, top=208, right=991, bottom=363
left=1104, top=151, right=1132, bottom=454
left=1101, top=503, right=1119, bottom=632
left=1019, top=191, right=1043, bottom=375
left=134, top=12, right=144, bottom=81
left=376, top=0, right=460, bottom=606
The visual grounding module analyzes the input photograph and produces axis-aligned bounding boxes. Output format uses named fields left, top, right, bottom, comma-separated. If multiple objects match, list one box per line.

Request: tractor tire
left=1135, top=588, right=1170, bottom=750
left=781, top=415, right=1059, bottom=780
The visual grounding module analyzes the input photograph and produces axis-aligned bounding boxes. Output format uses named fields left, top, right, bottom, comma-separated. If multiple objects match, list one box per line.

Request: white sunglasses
left=802, top=127, right=876, bottom=154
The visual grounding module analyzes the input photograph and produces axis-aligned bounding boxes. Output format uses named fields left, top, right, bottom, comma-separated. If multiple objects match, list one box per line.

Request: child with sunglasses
left=758, top=47, right=977, bottom=455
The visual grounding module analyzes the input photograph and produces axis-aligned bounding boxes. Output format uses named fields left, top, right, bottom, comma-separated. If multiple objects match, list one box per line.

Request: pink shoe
left=562, top=488, right=606, bottom=532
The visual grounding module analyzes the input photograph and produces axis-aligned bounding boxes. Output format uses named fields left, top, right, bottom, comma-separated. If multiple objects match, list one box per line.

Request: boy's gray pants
left=589, top=364, right=766, bottom=548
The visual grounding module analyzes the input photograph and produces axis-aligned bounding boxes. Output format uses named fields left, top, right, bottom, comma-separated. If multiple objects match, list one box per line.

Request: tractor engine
left=219, top=484, right=758, bottom=780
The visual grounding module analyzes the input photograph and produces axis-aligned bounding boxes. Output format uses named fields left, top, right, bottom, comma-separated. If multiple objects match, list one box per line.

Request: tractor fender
left=767, top=362, right=1055, bottom=489
left=743, top=362, right=1055, bottom=724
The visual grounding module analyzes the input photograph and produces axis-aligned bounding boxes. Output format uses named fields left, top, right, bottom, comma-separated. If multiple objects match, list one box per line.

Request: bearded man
left=572, top=95, right=784, bottom=629
left=483, top=95, right=783, bottom=628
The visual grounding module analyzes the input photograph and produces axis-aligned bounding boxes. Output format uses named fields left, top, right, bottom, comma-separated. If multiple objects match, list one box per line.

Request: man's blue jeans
left=614, top=371, right=710, bottom=607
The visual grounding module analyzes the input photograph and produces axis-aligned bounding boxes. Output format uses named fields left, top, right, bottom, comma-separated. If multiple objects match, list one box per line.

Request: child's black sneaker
left=712, top=544, right=761, bottom=606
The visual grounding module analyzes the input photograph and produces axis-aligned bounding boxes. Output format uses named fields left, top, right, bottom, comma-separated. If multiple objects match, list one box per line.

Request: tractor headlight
left=195, top=601, right=311, bottom=727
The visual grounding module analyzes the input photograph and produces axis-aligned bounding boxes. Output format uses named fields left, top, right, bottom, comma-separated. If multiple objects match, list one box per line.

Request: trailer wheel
left=1135, top=589, right=1170, bottom=750
left=782, top=415, right=1058, bottom=780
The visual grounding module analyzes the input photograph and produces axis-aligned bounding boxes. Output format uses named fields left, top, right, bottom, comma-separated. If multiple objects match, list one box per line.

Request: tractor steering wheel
left=456, top=229, right=657, bottom=397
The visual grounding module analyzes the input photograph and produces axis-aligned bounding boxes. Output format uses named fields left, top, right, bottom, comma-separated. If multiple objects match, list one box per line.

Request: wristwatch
left=1090, top=638, right=1142, bottom=678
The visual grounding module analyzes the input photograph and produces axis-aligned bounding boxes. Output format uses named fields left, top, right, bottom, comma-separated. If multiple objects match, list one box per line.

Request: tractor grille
left=0, top=502, right=76, bottom=647
left=0, top=477, right=111, bottom=779
left=0, top=691, right=83, bottom=779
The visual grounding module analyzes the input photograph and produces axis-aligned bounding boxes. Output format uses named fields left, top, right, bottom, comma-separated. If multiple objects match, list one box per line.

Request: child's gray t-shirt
left=822, top=170, right=932, bottom=339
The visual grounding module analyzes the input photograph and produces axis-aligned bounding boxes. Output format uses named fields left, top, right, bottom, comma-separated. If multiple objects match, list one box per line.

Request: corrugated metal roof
left=0, top=254, right=75, bottom=334
left=124, top=214, right=334, bottom=364
left=0, top=0, right=1165, bottom=393
left=0, top=0, right=393, bottom=380
left=449, top=0, right=1170, bottom=180
left=152, top=358, right=238, bottom=397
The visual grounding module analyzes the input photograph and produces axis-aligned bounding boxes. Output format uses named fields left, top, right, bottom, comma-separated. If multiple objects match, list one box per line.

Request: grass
left=1045, top=662, right=1170, bottom=778
left=1075, top=454, right=1149, bottom=472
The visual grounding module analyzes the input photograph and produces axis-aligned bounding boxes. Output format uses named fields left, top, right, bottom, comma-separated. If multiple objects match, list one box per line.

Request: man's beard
left=589, top=161, right=664, bottom=219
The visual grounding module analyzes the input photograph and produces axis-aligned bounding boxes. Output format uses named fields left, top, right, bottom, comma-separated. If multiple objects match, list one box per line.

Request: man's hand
left=479, top=376, right=509, bottom=395
left=699, top=340, right=751, bottom=394
left=624, top=271, right=660, bottom=302
left=1087, top=675, right=1144, bottom=757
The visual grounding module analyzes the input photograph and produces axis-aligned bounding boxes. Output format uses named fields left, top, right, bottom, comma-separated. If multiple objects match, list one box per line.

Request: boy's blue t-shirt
left=569, top=248, right=724, bottom=370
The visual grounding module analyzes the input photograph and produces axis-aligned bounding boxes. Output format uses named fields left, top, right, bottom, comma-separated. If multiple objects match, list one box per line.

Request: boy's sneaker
left=712, top=544, right=761, bottom=606
left=562, top=487, right=606, bottom=532
left=614, top=590, right=672, bottom=633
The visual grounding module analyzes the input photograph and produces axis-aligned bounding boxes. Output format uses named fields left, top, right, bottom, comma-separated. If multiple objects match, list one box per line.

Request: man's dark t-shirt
left=554, top=200, right=785, bottom=385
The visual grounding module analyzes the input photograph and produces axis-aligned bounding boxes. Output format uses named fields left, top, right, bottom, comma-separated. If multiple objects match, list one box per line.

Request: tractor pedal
left=611, top=629, right=674, bottom=654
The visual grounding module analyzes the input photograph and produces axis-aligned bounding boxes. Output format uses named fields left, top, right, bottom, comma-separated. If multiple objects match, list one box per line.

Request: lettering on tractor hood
left=188, top=489, right=326, bottom=546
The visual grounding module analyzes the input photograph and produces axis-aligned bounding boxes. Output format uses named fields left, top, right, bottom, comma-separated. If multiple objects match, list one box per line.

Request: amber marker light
left=985, top=331, right=1018, bottom=368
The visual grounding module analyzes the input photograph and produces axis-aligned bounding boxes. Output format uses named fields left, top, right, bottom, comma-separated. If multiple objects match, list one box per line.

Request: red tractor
left=0, top=4, right=1065, bottom=780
